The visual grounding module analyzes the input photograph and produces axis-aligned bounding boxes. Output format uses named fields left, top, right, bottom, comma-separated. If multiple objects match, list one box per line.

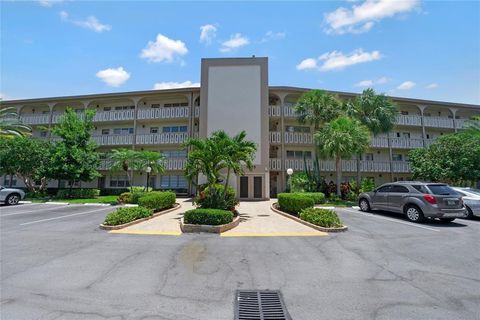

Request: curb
left=180, top=215, right=240, bottom=233
left=19, top=201, right=33, bottom=204
left=99, top=203, right=181, bottom=230
left=271, top=203, right=348, bottom=233
left=45, top=202, right=70, bottom=205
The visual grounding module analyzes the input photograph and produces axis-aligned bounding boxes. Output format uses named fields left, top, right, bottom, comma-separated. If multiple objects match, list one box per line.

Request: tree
left=346, top=88, right=398, bottom=184
left=0, top=137, right=53, bottom=192
left=110, top=148, right=140, bottom=192
left=315, top=116, right=371, bottom=196
left=409, top=131, right=480, bottom=185
left=49, top=108, right=100, bottom=194
left=464, top=115, right=480, bottom=137
left=134, top=151, right=166, bottom=191
left=0, top=107, right=31, bottom=138
left=294, top=90, right=343, bottom=130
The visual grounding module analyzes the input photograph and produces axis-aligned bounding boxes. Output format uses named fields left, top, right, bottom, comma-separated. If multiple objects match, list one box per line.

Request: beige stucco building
left=1, top=57, right=479, bottom=199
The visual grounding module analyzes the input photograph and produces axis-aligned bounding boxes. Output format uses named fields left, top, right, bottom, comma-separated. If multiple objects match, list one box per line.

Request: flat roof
left=1, top=85, right=479, bottom=109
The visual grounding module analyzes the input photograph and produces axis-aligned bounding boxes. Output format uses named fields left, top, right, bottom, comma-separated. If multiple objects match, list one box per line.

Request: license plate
left=447, top=200, right=456, bottom=205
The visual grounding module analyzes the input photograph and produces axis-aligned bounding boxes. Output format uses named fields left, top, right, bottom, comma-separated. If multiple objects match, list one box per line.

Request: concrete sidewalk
left=110, top=199, right=327, bottom=237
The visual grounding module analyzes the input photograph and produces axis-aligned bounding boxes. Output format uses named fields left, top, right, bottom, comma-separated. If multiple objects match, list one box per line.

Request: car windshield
left=427, top=184, right=458, bottom=195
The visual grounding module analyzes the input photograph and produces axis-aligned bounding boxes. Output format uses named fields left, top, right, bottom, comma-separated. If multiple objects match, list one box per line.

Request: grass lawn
left=25, top=195, right=118, bottom=204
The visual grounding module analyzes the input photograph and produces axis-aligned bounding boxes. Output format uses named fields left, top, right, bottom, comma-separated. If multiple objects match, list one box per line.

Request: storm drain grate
left=235, top=290, right=292, bottom=320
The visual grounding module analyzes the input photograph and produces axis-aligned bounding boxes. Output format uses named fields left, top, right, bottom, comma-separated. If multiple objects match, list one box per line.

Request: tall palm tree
left=315, top=116, right=371, bottom=196
left=294, top=89, right=343, bottom=130
left=346, top=88, right=397, bottom=184
left=0, top=107, right=31, bottom=138
left=110, top=148, right=139, bottom=192
left=135, top=151, right=165, bottom=191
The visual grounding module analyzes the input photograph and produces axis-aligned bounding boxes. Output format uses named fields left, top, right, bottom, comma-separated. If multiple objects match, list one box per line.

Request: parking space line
left=1, top=205, right=71, bottom=217
left=459, top=219, right=480, bottom=226
left=221, top=232, right=328, bottom=237
left=340, top=208, right=440, bottom=232
left=109, top=230, right=181, bottom=236
left=19, top=207, right=113, bottom=226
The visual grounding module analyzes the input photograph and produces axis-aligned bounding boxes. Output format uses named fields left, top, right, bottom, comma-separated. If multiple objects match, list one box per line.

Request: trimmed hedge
left=184, top=208, right=233, bottom=226
left=130, top=191, right=146, bottom=204
left=277, top=193, right=314, bottom=215
left=117, top=192, right=132, bottom=204
left=103, top=207, right=153, bottom=226
left=137, top=191, right=176, bottom=211
left=299, top=208, right=343, bottom=228
left=304, top=192, right=326, bottom=204
left=56, top=188, right=100, bottom=199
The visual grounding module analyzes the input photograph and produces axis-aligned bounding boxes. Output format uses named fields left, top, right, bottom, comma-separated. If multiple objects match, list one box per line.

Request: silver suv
left=358, top=181, right=466, bottom=223
left=0, top=186, right=25, bottom=205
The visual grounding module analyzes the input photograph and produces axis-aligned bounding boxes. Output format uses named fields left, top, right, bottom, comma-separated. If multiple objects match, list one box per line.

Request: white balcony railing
left=92, top=135, right=134, bottom=146
left=20, top=114, right=50, bottom=125
left=268, top=105, right=281, bottom=117
left=389, top=138, right=424, bottom=149
left=269, top=131, right=281, bottom=144
left=394, top=115, right=422, bottom=126
left=93, top=109, right=135, bottom=122
left=284, top=132, right=313, bottom=144
left=423, top=116, right=454, bottom=128
left=137, top=107, right=189, bottom=120
left=98, top=158, right=186, bottom=171
left=283, top=105, right=296, bottom=118
left=135, top=132, right=188, bottom=145
left=194, top=106, right=200, bottom=118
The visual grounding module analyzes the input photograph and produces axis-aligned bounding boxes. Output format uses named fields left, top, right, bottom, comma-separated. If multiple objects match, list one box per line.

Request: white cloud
left=297, top=49, right=382, bottom=72
left=60, top=11, right=111, bottom=33
left=324, top=0, right=420, bottom=34
left=426, top=83, right=438, bottom=89
left=354, top=76, right=390, bottom=87
left=220, top=33, right=249, bottom=52
left=261, top=31, right=286, bottom=42
left=397, top=81, right=416, bottom=90
left=153, top=81, right=200, bottom=90
left=140, top=34, right=188, bottom=63
left=37, top=0, right=63, bottom=7
left=96, top=67, right=130, bottom=87
left=200, top=24, right=217, bottom=45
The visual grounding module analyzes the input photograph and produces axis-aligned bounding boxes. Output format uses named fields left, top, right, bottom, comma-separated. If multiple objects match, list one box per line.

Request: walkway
left=110, top=199, right=327, bottom=237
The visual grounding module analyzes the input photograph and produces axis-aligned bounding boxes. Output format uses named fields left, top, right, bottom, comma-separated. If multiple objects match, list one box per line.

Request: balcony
left=93, top=109, right=135, bottom=122
left=269, top=131, right=313, bottom=145
left=394, top=115, right=422, bottom=126
left=135, top=132, right=188, bottom=145
left=137, top=107, right=189, bottom=120
left=92, top=134, right=134, bottom=146
left=20, top=114, right=50, bottom=125
left=98, top=157, right=186, bottom=171
left=268, top=105, right=281, bottom=117
left=423, top=116, right=454, bottom=128
left=269, top=158, right=411, bottom=173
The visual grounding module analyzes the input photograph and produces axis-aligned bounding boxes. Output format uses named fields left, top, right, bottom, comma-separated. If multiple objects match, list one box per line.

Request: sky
left=1, top=0, right=479, bottom=104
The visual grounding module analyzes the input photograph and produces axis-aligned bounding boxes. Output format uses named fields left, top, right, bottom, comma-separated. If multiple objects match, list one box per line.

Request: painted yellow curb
left=220, top=232, right=327, bottom=237
left=109, top=230, right=181, bottom=236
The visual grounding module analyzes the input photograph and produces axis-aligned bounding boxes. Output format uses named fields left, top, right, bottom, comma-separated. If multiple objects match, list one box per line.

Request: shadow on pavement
left=369, top=209, right=469, bottom=228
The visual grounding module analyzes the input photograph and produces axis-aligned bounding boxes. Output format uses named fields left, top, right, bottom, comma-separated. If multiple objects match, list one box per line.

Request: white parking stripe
left=340, top=208, right=440, bottom=232
left=1, top=205, right=71, bottom=217
left=20, top=207, right=113, bottom=226
left=459, top=219, right=480, bottom=226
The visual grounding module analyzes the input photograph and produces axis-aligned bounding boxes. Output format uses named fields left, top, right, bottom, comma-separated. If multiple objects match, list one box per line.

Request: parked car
left=0, top=186, right=26, bottom=205
left=358, top=181, right=466, bottom=223
left=452, top=187, right=480, bottom=219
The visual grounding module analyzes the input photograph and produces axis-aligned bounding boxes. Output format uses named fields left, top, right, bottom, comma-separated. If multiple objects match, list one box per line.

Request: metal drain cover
left=235, top=290, right=292, bottom=320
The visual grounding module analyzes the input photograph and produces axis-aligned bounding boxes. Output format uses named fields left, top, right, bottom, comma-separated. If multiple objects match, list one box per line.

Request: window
left=426, top=134, right=430, bottom=139
left=402, top=132, right=410, bottom=139
left=396, top=132, right=401, bottom=138
left=114, top=105, right=134, bottom=110
left=103, top=107, right=111, bottom=111
left=286, top=150, right=311, bottom=159
left=99, top=153, right=108, bottom=160
left=392, top=154, right=403, bottom=161
left=102, top=129, right=110, bottom=135
left=162, top=126, right=188, bottom=133
left=286, top=126, right=310, bottom=133
left=151, top=104, right=160, bottom=108
left=163, top=150, right=187, bottom=158
left=162, top=127, right=171, bottom=133
left=364, top=153, right=374, bottom=161
left=179, top=126, right=187, bottom=132
left=390, top=185, right=409, bottom=193
left=424, top=113, right=431, bottom=117
left=164, top=102, right=188, bottom=107
left=412, top=185, right=429, bottom=193
left=376, top=185, right=391, bottom=193
left=40, top=131, right=47, bottom=137
left=150, top=127, right=159, bottom=134
left=113, top=128, right=133, bottom=135
left=4, top=176, right=17, bottom=186
left=42, top=110, right=49, bottom=114
left=109, top=176, right=130, bottom=187
left=160, top=175, right=187, bottom=191
left=427, top=184, right=458, bottom=195
left=400, top=111, right=409, bottom=115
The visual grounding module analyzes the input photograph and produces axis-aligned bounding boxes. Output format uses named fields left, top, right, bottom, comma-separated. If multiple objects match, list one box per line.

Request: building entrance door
left=240, top=176, right=249, bottom=198
left=253, top=176, right=262, bottom=199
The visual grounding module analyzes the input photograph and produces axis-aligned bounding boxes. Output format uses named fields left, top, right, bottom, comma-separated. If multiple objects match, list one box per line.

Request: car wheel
left=440, top=218, right=456, bottom=223
left=465, top=206, right=474, bottom=219
left=6, top=193, right=20, bottom=206
left=359, top=198, right=371, bottom=212
left=405, top=205, right=425, bottom=223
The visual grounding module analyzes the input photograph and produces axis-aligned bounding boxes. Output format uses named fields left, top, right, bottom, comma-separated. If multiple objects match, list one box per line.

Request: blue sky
left=1, top=0, right=479, bottom=104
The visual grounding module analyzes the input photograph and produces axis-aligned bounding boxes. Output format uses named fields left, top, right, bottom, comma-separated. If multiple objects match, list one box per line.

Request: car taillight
left=423, top=194, right=437, bottom=204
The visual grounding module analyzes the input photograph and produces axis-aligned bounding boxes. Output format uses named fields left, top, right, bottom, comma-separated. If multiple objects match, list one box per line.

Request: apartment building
left=2, top=57, right=479, bottom=199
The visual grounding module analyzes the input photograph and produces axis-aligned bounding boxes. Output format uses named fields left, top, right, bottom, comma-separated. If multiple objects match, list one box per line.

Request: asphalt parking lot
left=1, top=202, right=480, bottom=320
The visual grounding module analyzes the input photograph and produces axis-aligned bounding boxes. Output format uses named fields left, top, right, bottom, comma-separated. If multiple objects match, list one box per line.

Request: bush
left=303, top=192, right=326, bottom=204
left=25, top=191, right=49, bottom=199
left=56, top=188, right=100, bottom=199
left=328, top=193, right=341, bottom=203
left=103, top=207, right=153, bottom=226
left=345, top=191, right=358, bottom=202
left=99, top=188, right=129, bottom=196
left=184, top=208, right=233, bottom=225
left=360, top=177, right=375, bottom=193
left=299, top=208, right=343, bottom=228
left=117, top=192, right=132, bottom=204
left=137, top=191, right=176, bottom=211
left=277, top=193, right=314, bottom=215
left=194, top=184, right=238, bottom=210
left=130, top=191, right=146, bottom=204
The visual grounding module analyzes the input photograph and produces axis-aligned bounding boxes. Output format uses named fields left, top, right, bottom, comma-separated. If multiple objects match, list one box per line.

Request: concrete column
left=278, top=93, right=287, bottom=192
left=450, top=108, right=458, bottom=132
left=47, top=102, right=56, bottom=139
left=417, top=105, right=427, bottom=147
left=131, top=97, right=142, bottom=150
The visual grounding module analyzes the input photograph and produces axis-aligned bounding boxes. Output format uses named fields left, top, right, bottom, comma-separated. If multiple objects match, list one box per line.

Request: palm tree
left=135, top=151, right=165, bottom=191
left=294, top=89, right=343, bottom=130
left=221, top=131, right=257, bottom=198
left=315, top=116, right=371, bottom=196
left=110, top=148, right=139, bottom=192
left=0, top=107, right=31, bottom=138
left=346, top=88, right=397, bottom=184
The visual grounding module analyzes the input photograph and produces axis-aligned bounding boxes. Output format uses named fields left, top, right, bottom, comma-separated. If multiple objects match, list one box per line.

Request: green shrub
left=304, top=192, right=326, bottom=204
left=345, top=191, right=358, bottom=202
left=184, top=208, right=233, bottom=225
left=56, top=188, right=100, bottom=199
left=137, top=191, right=176, bottom=211
left=103, top=207, right=153, bottom=226
left=117, top=192, right=132, bottom=204
left=299, top=208, right=343, bottom=228
left=130, top=191, right=146, bottom=204
left=328, top=193, right=341, bottom=203
left=194, top=184, right=238, bottom=210
left=99, top=188, right=129, bottom=196
left=277, top=193, right=314, bottom=215
left=359, top=177, right=375, bottom=193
